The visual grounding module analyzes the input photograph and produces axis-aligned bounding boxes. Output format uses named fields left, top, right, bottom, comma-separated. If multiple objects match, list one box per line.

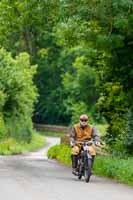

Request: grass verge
left=48, top=144, right=133, bottom=187
left=38, top=131, right=65, bottom=137
left=0, top=132, right=45, bottom=155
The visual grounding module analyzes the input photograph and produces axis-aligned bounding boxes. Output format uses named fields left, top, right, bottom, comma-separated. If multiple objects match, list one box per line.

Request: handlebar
left=75, top=140, right=101, bottom=147
left=75, top=140, right=93, bottom=146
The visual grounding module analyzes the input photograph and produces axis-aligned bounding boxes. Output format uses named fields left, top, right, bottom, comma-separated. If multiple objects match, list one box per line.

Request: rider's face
left=80, top=119, right=88, bottom=126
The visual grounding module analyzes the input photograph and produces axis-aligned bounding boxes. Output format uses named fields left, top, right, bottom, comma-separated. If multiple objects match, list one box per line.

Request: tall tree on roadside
left=0, top=0, right=70, bottom=125
left=0, top=48, right=37, bottom=142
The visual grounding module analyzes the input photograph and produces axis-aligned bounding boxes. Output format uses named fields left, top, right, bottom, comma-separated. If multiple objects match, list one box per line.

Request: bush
left=94, top=156, right=133, bottom=186
left=0, top=48, right=38, bottom=142
left=0, top=132, right=45, bottom=155
left=0, top=113, right=8, bottom=140
left=97, top=82, right=129, bottom=154
left=48, top=144, right=71, bottom=166
left=124, top=106, right=133, bottom=154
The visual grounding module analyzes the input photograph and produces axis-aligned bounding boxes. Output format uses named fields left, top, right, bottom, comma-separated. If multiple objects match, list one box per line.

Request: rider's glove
left=95, top=141, right=100, bottom=147
left=70, top=141, right=75, bottom=147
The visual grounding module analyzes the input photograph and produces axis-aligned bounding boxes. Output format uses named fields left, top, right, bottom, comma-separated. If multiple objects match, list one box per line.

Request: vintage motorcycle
left=75, top=140, right=95, bottom=183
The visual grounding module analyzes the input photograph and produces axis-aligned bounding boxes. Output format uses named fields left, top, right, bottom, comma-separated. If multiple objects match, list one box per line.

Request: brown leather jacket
left=70, top=123, right=99, bottom=144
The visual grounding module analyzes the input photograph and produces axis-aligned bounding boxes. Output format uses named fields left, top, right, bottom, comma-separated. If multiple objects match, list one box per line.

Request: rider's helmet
left=80, top=114, right=88, bottom=127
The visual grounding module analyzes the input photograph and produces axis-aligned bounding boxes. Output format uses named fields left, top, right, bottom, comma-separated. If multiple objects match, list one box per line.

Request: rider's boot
left=71, top=155, right=79, bottom=175
left=72, top=168, right=79, bottom=176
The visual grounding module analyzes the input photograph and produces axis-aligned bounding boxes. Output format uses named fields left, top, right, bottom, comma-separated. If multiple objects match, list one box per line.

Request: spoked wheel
left=84, top=159, right=92, bottom=183
left=78, top=162, right=83, bottom=180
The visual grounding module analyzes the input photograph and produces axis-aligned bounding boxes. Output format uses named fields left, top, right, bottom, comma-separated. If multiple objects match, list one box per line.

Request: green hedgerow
left=0, top=132, right=45, bottom=155
left=48, top=144, right=71, bottom=166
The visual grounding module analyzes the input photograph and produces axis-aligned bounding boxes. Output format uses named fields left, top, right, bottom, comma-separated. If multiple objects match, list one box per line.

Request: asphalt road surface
left=0, top=137, right=133, bottom=200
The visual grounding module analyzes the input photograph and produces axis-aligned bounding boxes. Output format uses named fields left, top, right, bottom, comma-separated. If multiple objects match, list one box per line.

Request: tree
left=0, top=0, right=132, bottom=154
left=57, top=0, right=133, bottom=153
left=0, top=48, right=37, bottom=142
left=0, top=0, right=69, bottom=125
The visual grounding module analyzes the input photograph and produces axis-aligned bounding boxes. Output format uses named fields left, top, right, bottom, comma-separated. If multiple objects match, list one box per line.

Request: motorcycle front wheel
left=78, top=162, right=83, bottom=180
left=84, top=159, right=92, bottom=183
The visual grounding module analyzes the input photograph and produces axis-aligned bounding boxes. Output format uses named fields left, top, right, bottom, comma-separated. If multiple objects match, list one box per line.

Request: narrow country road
left=0, top=137, right=133, bottom=200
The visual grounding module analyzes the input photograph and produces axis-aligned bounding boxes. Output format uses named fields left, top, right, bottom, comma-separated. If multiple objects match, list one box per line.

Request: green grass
left=0, top=132, right=45, bottom=155
left=38, top=131, right=65, bottom=137
left=93, top=156, right=133, bottom=186
left=48, top=144, right=133, bottom=187
left=48, top=144, right=71, bottom=166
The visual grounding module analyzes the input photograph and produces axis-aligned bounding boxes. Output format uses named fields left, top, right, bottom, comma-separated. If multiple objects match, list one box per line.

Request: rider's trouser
left=71, top=144, right=96, bottom=169
left=71, top=144, right=81, bottom=169
left=71, top=154, right=95, bottom=169
left=71, top=155, right=78, bottom=169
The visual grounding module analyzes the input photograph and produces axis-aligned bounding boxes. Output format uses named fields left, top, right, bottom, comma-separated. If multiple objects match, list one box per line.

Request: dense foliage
left=0, top=0, right=132, bottom=153
left=0, top=132, right=45, bottom=155
left=56, top=0, right=133, bottom=153
left=0, top=48, right=37, bottom=142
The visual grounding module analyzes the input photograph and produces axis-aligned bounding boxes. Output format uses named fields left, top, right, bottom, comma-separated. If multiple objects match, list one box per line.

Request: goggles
left=80, top=119, right=88, bottom=122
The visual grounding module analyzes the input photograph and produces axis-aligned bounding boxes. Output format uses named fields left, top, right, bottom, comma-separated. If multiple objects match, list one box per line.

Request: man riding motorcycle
left=70, top=114, right=100, bottom=175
